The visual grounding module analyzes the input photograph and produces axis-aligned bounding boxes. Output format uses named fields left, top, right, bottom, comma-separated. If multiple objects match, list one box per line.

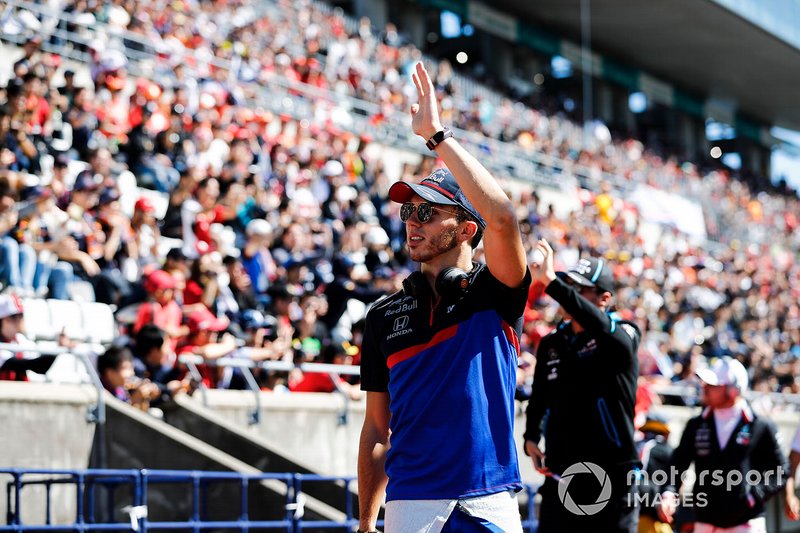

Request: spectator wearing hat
left=658, top=357, right=787, bottom=532
left=524, top=246, right=641, bottom=532
left=241, top=219, right=278, bottom=299
left=636, top=413, right=674, bottom=533
left=358, top=63, right=530, bottom=533
left=0, top=294, right=56, bottom=381
left=92, top=187, right=138, bottom=305
left=133, top=270, right=186, bottom=356
left=131, top=197, right=161, bottom=269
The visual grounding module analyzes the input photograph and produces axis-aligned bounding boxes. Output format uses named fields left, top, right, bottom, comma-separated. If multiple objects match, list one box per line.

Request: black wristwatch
left=425, top=128, right=453, bottom=151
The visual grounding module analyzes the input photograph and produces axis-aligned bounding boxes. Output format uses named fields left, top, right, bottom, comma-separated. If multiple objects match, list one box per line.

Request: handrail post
left=183, top=359, right=209, bottom=408
left=240, top=367, right=262, bottom=425
left=75, top=349, right=106, bottom=425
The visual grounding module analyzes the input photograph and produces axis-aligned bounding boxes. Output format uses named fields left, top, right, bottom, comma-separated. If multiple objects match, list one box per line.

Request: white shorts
left=383, top=490, right=522, bottom=533
left=693, top=517, right=767, bottom=533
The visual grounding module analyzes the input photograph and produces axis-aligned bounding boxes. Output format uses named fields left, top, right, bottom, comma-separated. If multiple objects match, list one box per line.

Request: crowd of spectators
left=0, top=0, right=798, bottom=414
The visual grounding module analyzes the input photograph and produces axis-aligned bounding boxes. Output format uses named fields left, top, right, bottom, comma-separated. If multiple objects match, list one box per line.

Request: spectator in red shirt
left=289, top=342, right=362, bottom=399
left=133, top=270, right=186, bottom=358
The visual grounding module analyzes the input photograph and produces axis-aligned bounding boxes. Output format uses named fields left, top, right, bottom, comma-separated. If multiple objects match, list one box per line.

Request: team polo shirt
left=361, top=263, right=531, bottom=501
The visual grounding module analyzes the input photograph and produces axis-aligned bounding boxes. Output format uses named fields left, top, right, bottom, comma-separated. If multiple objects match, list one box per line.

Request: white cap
left=100, top=49, right=127, bottom=72
left=696, top=357, right=749, bottom=391
left=0, top=294, right=24, bottom=319
left=364, top=226, right=389, bottom=246
left=246, top=219, right=272, bottom=237
left=321, top=160, right=344, bottom=177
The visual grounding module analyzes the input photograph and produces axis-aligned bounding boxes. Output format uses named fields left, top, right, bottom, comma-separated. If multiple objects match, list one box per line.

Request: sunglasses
left=400, top=202, right=462, bottom=224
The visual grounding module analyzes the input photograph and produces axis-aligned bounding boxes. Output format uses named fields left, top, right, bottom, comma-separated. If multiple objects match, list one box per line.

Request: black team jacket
left=664, top=402, right=787, bottom=528
left=524, top=276, right=641, bottom=476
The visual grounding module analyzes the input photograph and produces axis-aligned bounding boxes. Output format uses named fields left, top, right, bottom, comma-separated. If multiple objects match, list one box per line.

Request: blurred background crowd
left=0, top=0, right=798, bottom=414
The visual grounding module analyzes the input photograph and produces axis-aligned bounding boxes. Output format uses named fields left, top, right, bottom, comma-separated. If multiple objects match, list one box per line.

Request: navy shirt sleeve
left=359, top=307, right=389, bottom=392
left=479, top=266, right=532, bottom=329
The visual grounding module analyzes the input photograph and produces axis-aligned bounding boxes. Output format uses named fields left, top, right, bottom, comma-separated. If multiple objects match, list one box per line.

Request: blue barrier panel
left=1, top=468, right=540, bottom=532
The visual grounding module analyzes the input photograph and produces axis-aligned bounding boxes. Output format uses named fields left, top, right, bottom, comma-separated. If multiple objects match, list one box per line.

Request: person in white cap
left=657, top=356, right=787, bottom=532
left=0, top=294, right=55, bottom=381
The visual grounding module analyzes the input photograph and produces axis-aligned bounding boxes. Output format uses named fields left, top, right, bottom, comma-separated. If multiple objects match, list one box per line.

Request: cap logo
left=424, top=169, right=448, bottom=184
left=574, top=259, right=593, bottom=276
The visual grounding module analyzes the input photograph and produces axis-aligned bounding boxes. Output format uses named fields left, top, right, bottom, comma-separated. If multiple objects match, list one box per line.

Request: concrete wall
left=0, top=382, right=98, bottom=524
left=198, top=392, right=800, bottom=477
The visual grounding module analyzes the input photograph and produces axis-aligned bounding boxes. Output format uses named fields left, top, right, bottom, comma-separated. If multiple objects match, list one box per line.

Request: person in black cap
left=523, top=241, right=641, bottom=532
left=358, top=62, right=530, bottom=533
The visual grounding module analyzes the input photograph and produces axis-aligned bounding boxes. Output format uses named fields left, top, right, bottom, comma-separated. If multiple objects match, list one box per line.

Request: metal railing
left=178, top=354, right=358, bottom=425
left=0, top=468, right=541, bottom=532
left=0, top=342, right=106, bottom=423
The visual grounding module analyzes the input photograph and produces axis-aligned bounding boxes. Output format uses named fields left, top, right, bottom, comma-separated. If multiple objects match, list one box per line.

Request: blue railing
left=1, top=469, right=539, bottom=531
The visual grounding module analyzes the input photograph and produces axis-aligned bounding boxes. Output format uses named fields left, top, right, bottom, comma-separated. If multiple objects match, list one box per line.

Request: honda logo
left=393, top=315, right=410, bottom=331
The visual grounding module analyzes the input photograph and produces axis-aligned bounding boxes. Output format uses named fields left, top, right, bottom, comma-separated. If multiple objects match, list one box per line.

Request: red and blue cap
left=388, top=168, right=486, bottom=229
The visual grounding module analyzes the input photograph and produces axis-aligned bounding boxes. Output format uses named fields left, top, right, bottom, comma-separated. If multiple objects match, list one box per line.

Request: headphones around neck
left=402, top=266, right=472, bottom=301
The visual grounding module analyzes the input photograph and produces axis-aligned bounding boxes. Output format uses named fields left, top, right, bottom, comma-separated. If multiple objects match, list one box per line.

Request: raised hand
left=410, top=62, right=443, bottom=140
left=531, top=238, right=556, bottom=286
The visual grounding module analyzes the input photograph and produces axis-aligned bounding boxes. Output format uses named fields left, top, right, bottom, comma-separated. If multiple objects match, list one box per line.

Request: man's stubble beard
left=409, top=227, right=460, bottom=263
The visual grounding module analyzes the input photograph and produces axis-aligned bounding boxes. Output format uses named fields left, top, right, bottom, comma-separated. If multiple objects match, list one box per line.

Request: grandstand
left=0, top=0, right=799, bottom=530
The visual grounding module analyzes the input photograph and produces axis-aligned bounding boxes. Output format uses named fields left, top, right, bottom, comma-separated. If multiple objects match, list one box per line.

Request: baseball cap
left=54, top=153, right=70, bottom=168
left=72, top=170, right=99, bottom=192
left=239, top=309, right=278, bottom=332
left=640, top=412, right=670, bottom=436
left=0, top=294, right=24, bottom=319
left=134, top=197, right=155, bottom=213
left=187, top=308, right=228, bottom=334
left=97, top=188, right=120, bottom=206
left=166, top=247, right=188, bottom=262
left=143, top=270, right=175, bottom=293
left=246, top=219, right=272, bottom=237
left=388, top=168, right=486, bottom=229
left=696, top=357, right=749, bottom=391
left=20, top=185, right=51, bottom=202
left=557, top=257, right=615, bottom=294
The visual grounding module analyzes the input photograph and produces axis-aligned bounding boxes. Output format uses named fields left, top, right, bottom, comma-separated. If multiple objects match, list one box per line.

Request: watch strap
left=425, top=128, right=453, bottom=151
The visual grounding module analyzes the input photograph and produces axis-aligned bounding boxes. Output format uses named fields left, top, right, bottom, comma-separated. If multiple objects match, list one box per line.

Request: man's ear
left=460, top=220, right=478, bottom=244
left=598, top=291, right=613, bottom=309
